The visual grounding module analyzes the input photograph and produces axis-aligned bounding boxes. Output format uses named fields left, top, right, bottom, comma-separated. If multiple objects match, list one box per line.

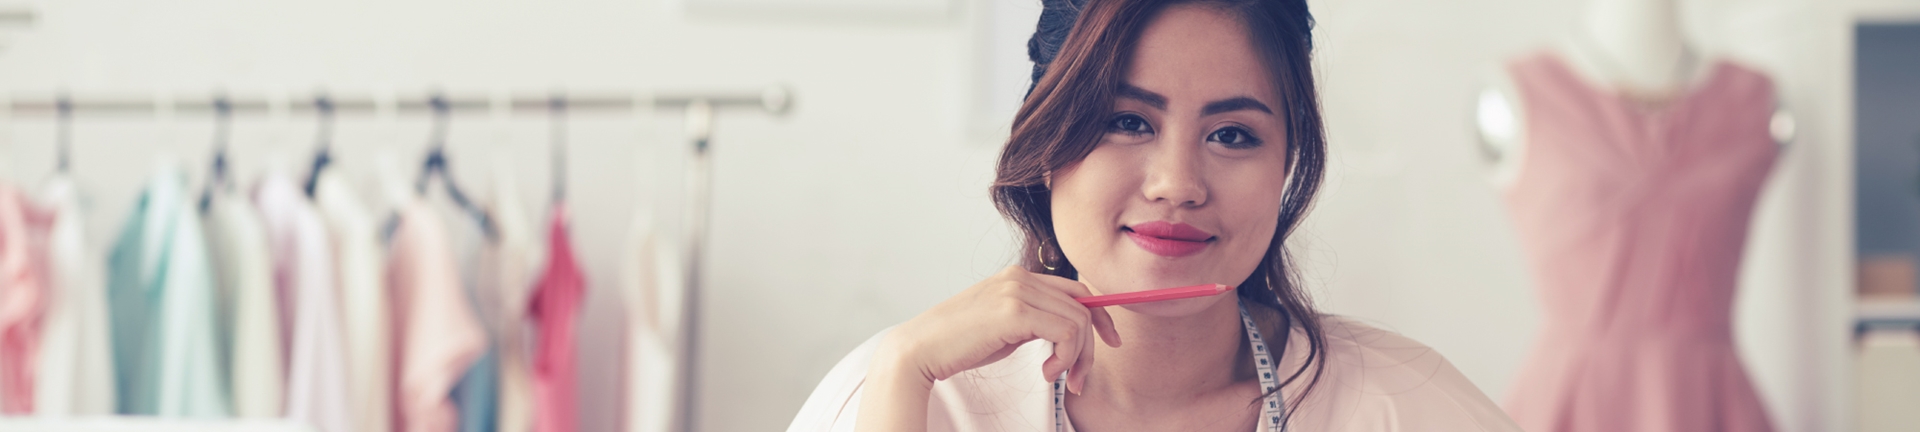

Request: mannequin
left=1484, top=1, right=1788, bottom=431
left=1476, top=0, right=1794, bottom=186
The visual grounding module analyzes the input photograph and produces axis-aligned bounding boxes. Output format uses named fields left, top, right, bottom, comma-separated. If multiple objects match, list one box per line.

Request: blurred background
left=0, top=0, right=1910, bottom=431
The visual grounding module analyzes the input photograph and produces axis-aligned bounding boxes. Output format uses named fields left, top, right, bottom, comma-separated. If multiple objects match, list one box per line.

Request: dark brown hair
left=989, top=0, right=1328, bottom=415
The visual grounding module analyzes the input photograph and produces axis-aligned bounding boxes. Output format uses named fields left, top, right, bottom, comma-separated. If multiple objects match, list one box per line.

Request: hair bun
left=1025, top=0, right=1087, bottom=98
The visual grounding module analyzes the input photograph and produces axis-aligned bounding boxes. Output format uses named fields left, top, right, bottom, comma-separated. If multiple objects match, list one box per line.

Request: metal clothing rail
left=5, top=85, right=789, bottom=432
left=0, top=86, right=792, bottom=116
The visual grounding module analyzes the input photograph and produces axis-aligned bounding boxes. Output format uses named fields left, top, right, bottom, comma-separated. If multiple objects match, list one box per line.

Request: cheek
left=1216, top=166, right=1290, bottom=268
left=1047, top=148, right=1139, bottom=261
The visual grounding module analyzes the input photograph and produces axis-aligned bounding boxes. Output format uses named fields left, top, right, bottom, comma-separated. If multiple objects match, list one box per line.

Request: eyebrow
left=1116, top=82, right=1274, bottom=116
left=1116, top=83, right=1167, bottom=110
left=1201, top=97, right=1273, bottom=116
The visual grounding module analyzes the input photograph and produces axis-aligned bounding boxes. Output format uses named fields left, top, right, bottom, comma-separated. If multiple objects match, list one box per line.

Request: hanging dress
left=1499, top=51, right=1780, bottom=432
left=0, top=183, right=53, bottom=414
left=255, top=172, right=354, bottom=432
left=485, top=160, right=539, bottom=432
left=441, top=191, right=498, bottom=432
left=33, top=175, right=116, bottom=416
left=106, top=165, right=229, bottom=417
left=203, top=187, right=284, bottom=418
left=621, top=215, right=677, bottom=432
left=529, top=204, right=584, bottom=432
left=389, top=200, right=486, bottom=432
left=315, top=170, right=393, bottom=432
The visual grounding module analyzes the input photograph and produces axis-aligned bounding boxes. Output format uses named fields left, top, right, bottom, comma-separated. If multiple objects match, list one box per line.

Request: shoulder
left=1283, top=316, right=1523, bottom=432
left=785, top=327, right=891, bottom=432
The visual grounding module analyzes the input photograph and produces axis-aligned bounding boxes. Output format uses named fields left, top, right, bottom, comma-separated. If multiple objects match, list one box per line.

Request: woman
left=789, top=0, right=1522, bottom=430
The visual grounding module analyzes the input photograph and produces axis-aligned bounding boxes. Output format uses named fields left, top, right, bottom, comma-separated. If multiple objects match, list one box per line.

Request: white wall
left=0, top=0, right=1883, bottom=431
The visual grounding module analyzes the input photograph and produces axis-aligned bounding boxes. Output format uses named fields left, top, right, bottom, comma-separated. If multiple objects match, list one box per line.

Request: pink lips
left=1125, top=221, right=1214, bottom=257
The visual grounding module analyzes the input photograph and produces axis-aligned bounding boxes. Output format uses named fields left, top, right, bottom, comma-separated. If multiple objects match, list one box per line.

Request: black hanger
left=54, top=92, right=71, bottom=174
left=549, top=93, right=566, bottom=204
left=303, top=93, right=334, bottom=197
left=415, top=93, right=499, bottom=241
left=198, top=94, right=233, bottom=212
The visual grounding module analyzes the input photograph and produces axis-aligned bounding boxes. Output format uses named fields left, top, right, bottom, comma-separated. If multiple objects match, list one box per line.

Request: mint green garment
left=106, top=167, right=232, bottom=417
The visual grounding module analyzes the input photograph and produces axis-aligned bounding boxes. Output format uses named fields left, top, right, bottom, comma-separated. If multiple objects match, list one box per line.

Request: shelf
left=1857, top=300, right=1920, bottom=334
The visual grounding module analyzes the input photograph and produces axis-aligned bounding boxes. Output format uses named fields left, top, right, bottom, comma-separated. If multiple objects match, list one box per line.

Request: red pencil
left=1076, top=283, right=1233, bottom=308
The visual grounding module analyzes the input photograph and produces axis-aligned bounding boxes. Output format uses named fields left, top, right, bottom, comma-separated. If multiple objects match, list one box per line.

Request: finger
left=1088, top=305, right=1121, bottom=347
left=1067, top=321, right=1096, bottom=395
left=1006, top=284, right=1096, bottom=389
left=1027, top=275, right=1122, bottom=347
left=1022, top=309, right=1081, bottom=384
left=1014, top=286, right=1093, bottom=336
left=1012, top=288, right=1102, bottom=363
left=1045, top=328, right=1081, bottom=388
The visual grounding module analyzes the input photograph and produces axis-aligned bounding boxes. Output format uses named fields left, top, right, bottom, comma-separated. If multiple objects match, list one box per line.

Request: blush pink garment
left=1500, top=52, right=1780, bottom=432
left=529, top=205, right=584, bottom=432
left=387, top=201, right=486, bottom=432
left=255, top=174, right=353, bottom=432
left=788, top=315, right=1521, bottom=432
left=0, top=184, right=53, bottom=414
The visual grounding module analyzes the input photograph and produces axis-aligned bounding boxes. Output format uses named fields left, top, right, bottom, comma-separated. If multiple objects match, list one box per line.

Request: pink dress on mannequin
left=1500, top=51, right=1779, bottom=432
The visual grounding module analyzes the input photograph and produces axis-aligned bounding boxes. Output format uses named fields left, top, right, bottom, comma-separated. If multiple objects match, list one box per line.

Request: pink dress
left=1500, top=52, right=1780, bottom=432
left=388, top=201, right=486, bottom=432
left=529, top=205, right=584, bottom=432
left=0, top=184, right=53, bottom=414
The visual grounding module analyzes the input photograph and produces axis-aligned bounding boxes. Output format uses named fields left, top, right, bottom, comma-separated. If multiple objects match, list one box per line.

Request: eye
left=1207, top=126, right=1262, bottom=149
left=1108, top=113, right=1154, bottom=135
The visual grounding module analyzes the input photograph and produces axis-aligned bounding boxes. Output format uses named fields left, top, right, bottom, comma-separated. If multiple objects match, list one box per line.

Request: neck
left=1082, top=296, right=1250, bottom=410
left=1579, top=0, right=1689, bottom=94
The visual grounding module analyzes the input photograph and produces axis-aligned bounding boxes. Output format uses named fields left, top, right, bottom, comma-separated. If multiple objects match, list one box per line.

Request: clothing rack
left=1, top=87, right=791, bottom=115
left=4, top=85, right=790, bottom=432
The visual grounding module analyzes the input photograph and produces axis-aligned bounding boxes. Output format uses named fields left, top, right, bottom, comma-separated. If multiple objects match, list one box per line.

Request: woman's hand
left=856, top=266, right=1121, bottom=432
left=889, top=266, right=1122, bottom=391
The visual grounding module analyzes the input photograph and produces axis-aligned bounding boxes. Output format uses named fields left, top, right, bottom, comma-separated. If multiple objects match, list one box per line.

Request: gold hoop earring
left=1038, top=244, right=1057, bottom=272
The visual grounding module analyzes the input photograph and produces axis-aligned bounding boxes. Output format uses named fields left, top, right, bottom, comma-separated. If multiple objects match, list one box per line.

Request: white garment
left=254, top=173, right=352, bottom=432
left=485, top=160, right=539, bottom=432
left=32, top=176, right=115, bottom=416
left=621, top=216, right=680, bottom=432
left=203, top=189, right=284, bottom=418
left=313, top=171, right=391, bottom=432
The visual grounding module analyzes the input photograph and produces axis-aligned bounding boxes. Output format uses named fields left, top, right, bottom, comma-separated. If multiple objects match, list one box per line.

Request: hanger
left=549, top=92, right=566, bottom=205
left=54, top=92, right=71, bottom=174
left=303, top=92, right=334, bottom=197
left=415, top=93, right=499, bottom=241
left=197, top=94, right=233, bottom=212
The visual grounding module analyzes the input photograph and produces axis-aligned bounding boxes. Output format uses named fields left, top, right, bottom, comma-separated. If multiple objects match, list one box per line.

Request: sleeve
left=784, top=327, right=893, bottom=432
left=1292, top=317, right=1525, bottom=432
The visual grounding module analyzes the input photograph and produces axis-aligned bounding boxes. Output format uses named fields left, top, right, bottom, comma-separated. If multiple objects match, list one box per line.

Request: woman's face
left=1050, top=3, right=1289, bottom=317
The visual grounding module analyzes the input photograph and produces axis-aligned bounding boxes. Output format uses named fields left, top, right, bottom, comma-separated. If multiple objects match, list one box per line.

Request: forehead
left=1126, top=4, right=1274, bottom=103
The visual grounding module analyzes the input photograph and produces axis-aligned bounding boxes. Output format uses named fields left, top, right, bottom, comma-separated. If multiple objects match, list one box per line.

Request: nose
left=1140, top=135, right=1207, bottom=208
